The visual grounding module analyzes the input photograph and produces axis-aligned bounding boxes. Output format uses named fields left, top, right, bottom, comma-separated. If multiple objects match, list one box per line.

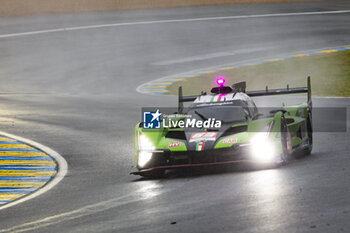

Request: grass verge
left=166, top=50, right=350, bottom=97
left=0, top=0, right=316, bottom=17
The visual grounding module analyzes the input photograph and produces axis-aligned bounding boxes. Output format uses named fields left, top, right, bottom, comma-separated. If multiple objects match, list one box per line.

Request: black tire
left=139, top=169, right=165, bottom=179
left=303, top=111, right=313, bottom=155
left=280, top=118, right=292, bottom=164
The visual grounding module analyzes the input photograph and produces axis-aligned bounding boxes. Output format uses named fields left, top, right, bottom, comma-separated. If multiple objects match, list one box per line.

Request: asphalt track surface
left=0, top=0, right=349, bottom=232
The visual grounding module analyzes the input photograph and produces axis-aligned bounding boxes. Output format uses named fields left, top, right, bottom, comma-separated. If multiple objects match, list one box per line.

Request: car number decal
left=189, top=132, right=218, bottom=142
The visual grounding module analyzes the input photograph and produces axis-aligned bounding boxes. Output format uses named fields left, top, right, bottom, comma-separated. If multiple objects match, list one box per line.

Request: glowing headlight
left=138, top=134, right=155, bottom=151
left=138, top=151, right=153, bottom=167
left=137, top=134, right=155, bottom=168
left=250, top=132, right=276, bottom=163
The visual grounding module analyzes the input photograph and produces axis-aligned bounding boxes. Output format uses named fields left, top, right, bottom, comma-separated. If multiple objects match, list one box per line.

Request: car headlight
left=138, top=151, right=153, bottom=168
left=137, top=134, right=155, bottom=168
left=250, top=122, right=276, bottom=162
left=250, top=133, right=276, bottom=162
left=138, top=134, right=155, bottom=151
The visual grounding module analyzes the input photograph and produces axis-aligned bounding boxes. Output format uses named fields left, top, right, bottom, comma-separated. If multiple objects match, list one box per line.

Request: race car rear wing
left=178, top=76, right=312, bottom=112
left=178, top=86, right=197, bottom=113
left=246, top=76, right=312, bottom=108
left=246, top=76, right=311, bottom=100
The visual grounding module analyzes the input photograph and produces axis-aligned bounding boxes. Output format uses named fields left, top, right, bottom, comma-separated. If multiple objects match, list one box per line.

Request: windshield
left=187, top=105, right=248, bottom=123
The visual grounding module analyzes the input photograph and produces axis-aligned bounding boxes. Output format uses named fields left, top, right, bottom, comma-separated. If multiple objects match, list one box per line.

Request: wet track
left=0, top=0, right=349, bottom=232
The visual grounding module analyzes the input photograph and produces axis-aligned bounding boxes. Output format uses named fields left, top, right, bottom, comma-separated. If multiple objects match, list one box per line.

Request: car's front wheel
left=280, top=118, right=292, bottom=164
left=303, top=111, right=313, bottom=155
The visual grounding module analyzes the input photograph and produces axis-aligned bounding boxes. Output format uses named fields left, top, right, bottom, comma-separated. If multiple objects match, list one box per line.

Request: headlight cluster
left=250, top=122, right=276, bottom=163
left=138, top=134, right=155, bottom=151
left=138, top=151, right=153, bottom=168
left=250, top=133, right=276, bottom=162
left=138, top=134, right=155, bottom=168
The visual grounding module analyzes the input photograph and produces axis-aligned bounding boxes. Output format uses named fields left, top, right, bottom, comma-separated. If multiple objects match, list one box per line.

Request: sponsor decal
left=222, top=138, right=238, bottom=144
left=143, top=109, right=162, bottom=129
left=168, top=142, right=181, bottom=148
left=196, top=141, right=206, bottom=151
left=190, top=132, right=218, bottom=142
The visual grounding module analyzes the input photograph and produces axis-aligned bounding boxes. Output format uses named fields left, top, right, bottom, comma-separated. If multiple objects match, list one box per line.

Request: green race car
left=131, top=77, right=313, bottom=178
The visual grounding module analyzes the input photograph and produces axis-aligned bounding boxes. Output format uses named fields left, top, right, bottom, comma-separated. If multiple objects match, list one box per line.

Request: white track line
left=1, top=10, right=350, bottom=39
left=0, top=131, right=68, bottom=211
